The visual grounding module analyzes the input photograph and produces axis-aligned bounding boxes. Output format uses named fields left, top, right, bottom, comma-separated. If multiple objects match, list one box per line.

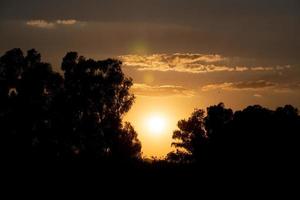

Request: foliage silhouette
left=1, top=48, right=141, bottom=161
left=167, top=109, right=207, bottom=163
left=1, top=48, right=299, bottom=177
left=168, top=103, right=300, bottom=167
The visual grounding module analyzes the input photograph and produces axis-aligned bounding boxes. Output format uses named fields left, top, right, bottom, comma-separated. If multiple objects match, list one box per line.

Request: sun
left=145, top=114, right=167, bottom=135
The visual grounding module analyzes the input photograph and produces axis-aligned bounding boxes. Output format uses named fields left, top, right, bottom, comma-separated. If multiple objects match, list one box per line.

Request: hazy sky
left=1, top=0, right=299, bottom=157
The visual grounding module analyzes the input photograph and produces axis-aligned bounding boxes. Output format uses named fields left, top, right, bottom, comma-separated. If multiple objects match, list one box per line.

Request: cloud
left=253, top=94, right=263, bottom=98
left=120, top=54, right=291, bottom=74
left=273, top=82, right=300, bottom=93
left=26, top=20, right=55, bottom=29
left=202, top=81, right=300, bottom=94
left=26, top=19, right=78, bottom=28
left=131, top=83, right=195, bottom=97
left=56, top=19, right=77, bottom=25
left=201, top=80, right=277, bottom=91
left=167, top=53, right=226, bottom=63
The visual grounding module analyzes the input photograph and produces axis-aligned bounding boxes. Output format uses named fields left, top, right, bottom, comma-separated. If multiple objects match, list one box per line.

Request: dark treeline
left=168, top=103, right=300, bottom=168
left=1, top=49, right=300, bottom=175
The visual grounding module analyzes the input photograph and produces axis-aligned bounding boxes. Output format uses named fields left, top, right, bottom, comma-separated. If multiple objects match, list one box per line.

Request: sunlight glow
left=145, top=115, right=167, bottom=136
left=125, top=97, right=193, bottom=157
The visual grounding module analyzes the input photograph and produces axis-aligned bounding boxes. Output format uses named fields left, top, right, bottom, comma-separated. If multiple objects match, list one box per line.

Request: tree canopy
left=168, top=103, right=300, bottom=166
left=0, top=48, right=141, bottom=161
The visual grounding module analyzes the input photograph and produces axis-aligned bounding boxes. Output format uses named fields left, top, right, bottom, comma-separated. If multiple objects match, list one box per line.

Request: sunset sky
left=1, top=0, right=299, bottom=157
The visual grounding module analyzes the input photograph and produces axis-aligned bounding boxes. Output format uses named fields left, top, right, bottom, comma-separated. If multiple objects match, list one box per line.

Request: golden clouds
left=201, top=80, right=300, bottom=93
left=56, top=19, right=77, bottom=25
left=131, top=83, right=195, bottom=97
left=120, top=53, right=291, bottom=74
left=120, top=53, right=227, bottom=73
left=26, top=19, right=78, bottom=29
left=26, top=20, right=55, bottom=29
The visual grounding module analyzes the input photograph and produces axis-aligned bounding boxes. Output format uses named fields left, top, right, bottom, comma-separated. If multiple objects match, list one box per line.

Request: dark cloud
left=1, top=0, right=299, bottom=23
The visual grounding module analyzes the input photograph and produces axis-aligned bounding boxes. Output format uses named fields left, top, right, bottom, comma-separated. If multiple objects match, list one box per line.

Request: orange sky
left=124, top=96, right=200, bottom=158
left=1, top=0, right=300, bottom=157
left=121, top=53, right=300, bottom=157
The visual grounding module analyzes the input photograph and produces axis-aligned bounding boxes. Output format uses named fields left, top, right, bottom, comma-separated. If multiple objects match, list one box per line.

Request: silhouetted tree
left=53, top=52, right=140, bottom=160
left=204, top=103, right=233, bottom=161
left=274, top=105, right=300, bottom=163
left=1, top=48, right=141, bottom=161
left=168, top=103, right=300, bottom=166
left=111, top=122, right=142, bottom=160
left=227, top=105, right=277, bottom=164
left=0, top=49, right=63, bottom=159
left=20, top=62, right=63, bottom=159
left=205, top=103, right=233, bottom=138
left=0, top=48, right=25, bottom=86
left=167, top=109, right=207, bottom=163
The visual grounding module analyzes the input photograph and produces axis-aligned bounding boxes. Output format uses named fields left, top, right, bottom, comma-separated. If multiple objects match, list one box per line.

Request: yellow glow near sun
left=145, top=114, right=168, bottom=136
left=128, top=39, right=149, bottom=55
left=124, top=97, right=192, bottom=157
